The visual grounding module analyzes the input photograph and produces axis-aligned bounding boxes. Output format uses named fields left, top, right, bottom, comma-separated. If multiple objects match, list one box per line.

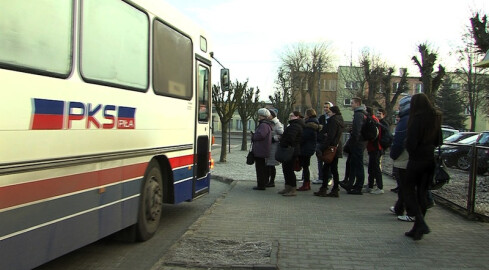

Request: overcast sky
left=165, top=0, right=489, bottom=101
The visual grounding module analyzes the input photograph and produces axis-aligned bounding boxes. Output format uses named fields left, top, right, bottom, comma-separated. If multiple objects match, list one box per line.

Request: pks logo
left=31, top=98, right=136, bottom=130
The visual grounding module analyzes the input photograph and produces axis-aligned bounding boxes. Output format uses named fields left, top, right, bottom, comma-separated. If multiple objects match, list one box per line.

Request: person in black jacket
left=343, top=97, right=367, bottom=195
left=278, top=111, right=304, bottom=196
left=297, top=109, right=320, bottom=191
left=313, top=102, right=333, bottom=185
left=403, top=93, right=442, bottom=241
left=314, top=106, right=344, bottom=197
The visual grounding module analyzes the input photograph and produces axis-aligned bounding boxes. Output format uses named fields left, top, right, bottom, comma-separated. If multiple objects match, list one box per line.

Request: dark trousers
left=348, top=146, right=365, bottom=190
left=404, top=159, right=435, bottom=229
left=282, top=157, right=297, bottom=187
left=343, top=154, right=351, bottom=181
left=267, top=166, right=276, bottom=184
left=300, top=155, right=312, bottom=182
left=254, top=157, right=268, bottom=188
left=367, top=150, right=383, bottom=189
left=394, top=168, right=415, bottom=216
left=321, top=155, right=339, bottom=190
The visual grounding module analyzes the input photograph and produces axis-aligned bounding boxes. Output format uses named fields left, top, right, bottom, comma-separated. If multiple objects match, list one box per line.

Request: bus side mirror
left=221, top=69, right=230, bottom=91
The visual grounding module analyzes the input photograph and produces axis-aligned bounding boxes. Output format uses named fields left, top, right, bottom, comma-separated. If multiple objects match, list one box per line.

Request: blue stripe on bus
left=0, top=198, right=139, bottom=270
left=0, top=178, right=142, bottom=239
left=33, top=98, right=64, bottom=115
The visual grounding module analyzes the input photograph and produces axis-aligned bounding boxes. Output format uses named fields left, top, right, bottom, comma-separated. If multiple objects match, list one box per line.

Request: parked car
left=444, top=132, right=479, bottom=144
left=440, top=135, right=478, bottom=170
left=440, top=132, right=489, bottom=174
left=467, top=132, right=489, bottom=175
left=441, top=127, right=459, bottom=140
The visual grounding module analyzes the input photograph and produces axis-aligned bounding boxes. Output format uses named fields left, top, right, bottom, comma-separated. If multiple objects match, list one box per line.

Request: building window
left=415, top=83, right=423, bottom=93
left=346, top=81, right=360, bottom=90
left=344, top=98, right=351, bottom=106
left=392, top=82, right=400, bottom=91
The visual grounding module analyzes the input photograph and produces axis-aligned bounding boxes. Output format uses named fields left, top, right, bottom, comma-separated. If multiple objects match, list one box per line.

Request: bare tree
left=380, top=67, right=410, bottom=124
left=236, top=82, right=262, bottom=151
left=453, top=28, right=489, bottom=131
left=211, top=81, right=244, bottom=162
left=279, top=42, right=334, bottom=114
left=412, top=43, right=446, bottom=102
left=270, top=67, right=297, bottom=125
left=359, top=49, right=389, bottom=108
left=470, top=12, right=489, bottom=54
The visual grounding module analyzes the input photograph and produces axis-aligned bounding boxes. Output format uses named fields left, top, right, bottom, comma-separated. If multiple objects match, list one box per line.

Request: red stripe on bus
left=31, top=114, right=64, bottom=130
left=0, top=163, right=148, bottom=210
left=168, top=154, right=194, bottom=168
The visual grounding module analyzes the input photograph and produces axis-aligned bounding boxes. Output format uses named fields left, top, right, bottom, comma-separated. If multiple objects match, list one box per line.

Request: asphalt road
left=34, top=180, right=231, bottom=270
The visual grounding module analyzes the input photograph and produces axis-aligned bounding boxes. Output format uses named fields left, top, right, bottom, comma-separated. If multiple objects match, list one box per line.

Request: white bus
left=0, top=1, right=217, bottom=269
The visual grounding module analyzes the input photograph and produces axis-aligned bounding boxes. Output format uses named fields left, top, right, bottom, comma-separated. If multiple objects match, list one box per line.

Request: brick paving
left=169, top=144, right=489, bottom=269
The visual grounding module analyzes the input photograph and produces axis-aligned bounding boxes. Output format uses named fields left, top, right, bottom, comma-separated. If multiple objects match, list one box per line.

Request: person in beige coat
left=266, top=109, right=284, bottom=187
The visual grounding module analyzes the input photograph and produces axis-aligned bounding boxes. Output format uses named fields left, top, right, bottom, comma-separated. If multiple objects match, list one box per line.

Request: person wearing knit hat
left=251, top=108, right=273, bottom=190
left=399, top=95, right=411, bottom=115
left=257, top=108, right=271, bottom=118
left=389, top=95, right=415, bottom=223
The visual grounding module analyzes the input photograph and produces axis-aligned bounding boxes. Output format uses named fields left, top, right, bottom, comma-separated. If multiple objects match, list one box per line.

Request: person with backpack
left=376, top=108, right=393, bottom=152
left=365, top=107, right=384, bottom=195
left=342, top=97, right=367, bottom=195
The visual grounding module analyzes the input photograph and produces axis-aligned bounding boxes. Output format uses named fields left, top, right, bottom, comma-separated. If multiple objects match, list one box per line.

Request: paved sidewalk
left=184, top=144, right=489, bottom=269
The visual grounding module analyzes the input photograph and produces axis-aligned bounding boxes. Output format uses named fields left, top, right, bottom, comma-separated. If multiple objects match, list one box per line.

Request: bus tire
left=136, top=160, right=163, bottom=241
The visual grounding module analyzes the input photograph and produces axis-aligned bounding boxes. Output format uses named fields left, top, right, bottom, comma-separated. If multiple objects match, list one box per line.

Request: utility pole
left=317, top=57, right=322, bottom=114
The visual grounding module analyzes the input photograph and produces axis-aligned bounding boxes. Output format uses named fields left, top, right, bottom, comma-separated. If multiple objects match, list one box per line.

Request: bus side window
left=80, top=0, right=149, bottom=91
left=0, top=1, right=72, bottom=77
left=198, top=65, right=210, bottom=122
left=153, top=20, right=192, bottom=99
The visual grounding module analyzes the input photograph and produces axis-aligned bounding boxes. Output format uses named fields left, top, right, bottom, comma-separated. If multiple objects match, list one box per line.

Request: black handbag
left=430, top=146, right=450, bottom=190
left=275, top=145, right=294, bottom=163
left=246, top=141, right=255, bottom=165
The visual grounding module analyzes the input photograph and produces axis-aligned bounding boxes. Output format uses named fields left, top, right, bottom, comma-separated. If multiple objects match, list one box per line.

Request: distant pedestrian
left=365, top=106, right=384, bottom=194
left=313, top=102, right=334, bottom=185
left=341, top=97, right=367, bottom=195
left=404, top=93, right=442, bottom=240
left=389, top=96, right=416, bottom=222
left=251, top=108, right=273, bottom=190
left=266, top=109, right=284, bottom=187
left=278, top=111, right=304, bottom=196
left=314, top=106, right=344, bottom=197
left=297, top=109, right=320, bottom=191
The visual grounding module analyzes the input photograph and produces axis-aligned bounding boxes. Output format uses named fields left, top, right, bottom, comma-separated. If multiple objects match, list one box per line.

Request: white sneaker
left=389, top=206, right=396, bottom=215
left=398, top=215, right=415, bottom=222
left=370, top=188, right=384, bottom=195
left=312, top=179, right=323, bottom=184
left=327, top=179, right=333, bottom=186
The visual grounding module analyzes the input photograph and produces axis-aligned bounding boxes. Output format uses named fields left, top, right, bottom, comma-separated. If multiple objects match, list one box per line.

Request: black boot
left=326, top=188, right=339, bottom=197
left=313, top=187, right=328, bottom=197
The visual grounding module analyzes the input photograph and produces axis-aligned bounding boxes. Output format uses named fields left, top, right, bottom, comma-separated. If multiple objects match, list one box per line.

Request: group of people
left=250, top=92, right=442, bottom=241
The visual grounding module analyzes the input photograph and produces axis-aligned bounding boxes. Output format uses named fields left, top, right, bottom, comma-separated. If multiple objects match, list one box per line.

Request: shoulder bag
left=430, top=145, right=449, bottom=190
left=275, top=145, right=294, bottom=163
left=246, top=141, right=255, bottom=165
left=318, top=145, right=337, bottom=164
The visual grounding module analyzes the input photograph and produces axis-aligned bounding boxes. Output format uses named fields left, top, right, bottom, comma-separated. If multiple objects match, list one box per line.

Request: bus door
left=194, top=61, right=211, bottom=197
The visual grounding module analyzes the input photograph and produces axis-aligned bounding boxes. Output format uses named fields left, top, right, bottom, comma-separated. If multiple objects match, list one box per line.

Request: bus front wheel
left=136, top=160, right=163, bottom=241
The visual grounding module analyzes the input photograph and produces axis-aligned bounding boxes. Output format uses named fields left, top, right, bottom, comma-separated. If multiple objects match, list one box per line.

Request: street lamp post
left=228, top=118, right=232, bottom=153
left=317, top=57, right=322, bottom=114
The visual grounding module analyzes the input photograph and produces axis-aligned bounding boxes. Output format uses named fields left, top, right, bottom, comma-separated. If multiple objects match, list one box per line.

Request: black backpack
left=378, top=122, right=393, bottom=149
left=361, top=113, right=379, bottom=141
